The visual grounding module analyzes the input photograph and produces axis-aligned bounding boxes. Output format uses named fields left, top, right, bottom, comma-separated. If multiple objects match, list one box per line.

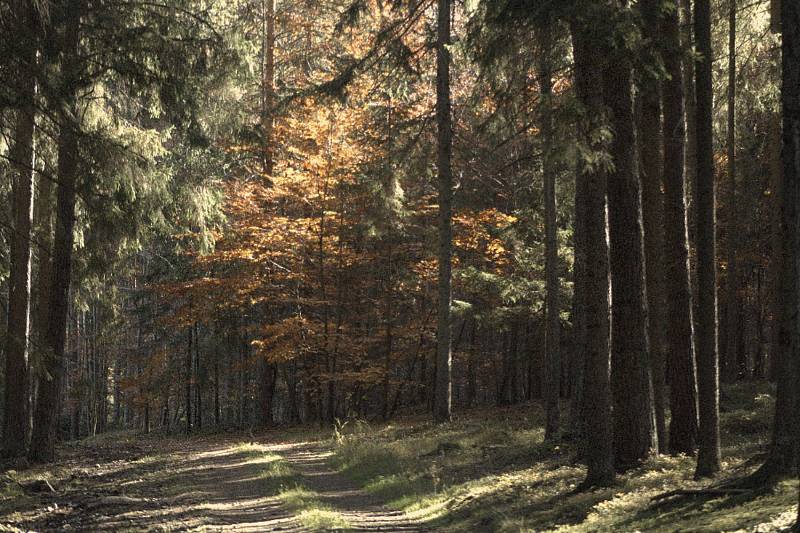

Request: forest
left=0, top=0, right=799, bottom=530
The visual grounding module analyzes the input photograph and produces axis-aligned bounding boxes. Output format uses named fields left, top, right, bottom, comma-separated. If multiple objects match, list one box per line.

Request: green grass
left=328, top=383, right=796, bottom=532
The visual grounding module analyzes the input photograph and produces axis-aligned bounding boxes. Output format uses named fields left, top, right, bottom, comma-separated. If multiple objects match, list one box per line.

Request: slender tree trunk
left=260, top=0, right=275, bottom=178
left=382, top=238, right=394, bottom=421
left=3, top=0, right=37, bottom=457
left=214, top=348, right=221, bottom=427
left=195, top=323, right=202, bottom=431
left=538, top=20, right=561, bottom=441
left=433, top=0, right=453, bottom=424
left=186, top=328, right=193, bottom=434
left=723, top=0, right=740, bottom=383
left=662, top=2, right=699, bottom=456
left=768, top=113, right=783, bottom=380
left=604, top=1, right=657, bottom=469
left=571, top=20, right=614, bottom=488
left=681, top=0, right=701, bottom=344
left=28, top=0, right=82, bottom=462
left=259, top=360, right=276, bottom=428
left=638, top=0, right=668, bottom=453
left=569, top=164, right=588, bottom=447
left=694, top=0, right=722, bottom=478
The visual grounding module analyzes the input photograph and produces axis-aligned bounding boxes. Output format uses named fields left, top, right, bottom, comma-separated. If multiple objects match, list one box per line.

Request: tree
left=2, top=0, right=38, bottom=457
left=433, top=0, right=453, bottom=424
left=638, top=0, right=668, bottom=453
left=538, top=19, right=561, bottom=442
left=604, top=1, right=657, bottom=469
left=571, top=16, right=614, bottom=488
left=722, top=0, right=740, bottom=383
left=781, top=0, right=800, bottom=522
left=693, top=0, right=721, bottom=478
left=662, top=0, right=699, bottom=456
left=29, top=0, right=83, bottom=462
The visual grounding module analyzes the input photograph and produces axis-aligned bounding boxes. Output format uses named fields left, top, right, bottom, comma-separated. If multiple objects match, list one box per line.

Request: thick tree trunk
left=28, top=0, right=82, bottom=462
left=694, top=0, right=722, bottom=478
left=603, top=3, right=657, bottom=469
left=433, top=0, right=453, bottom=424
left=3, top=0, right=37, bottom=457
left=571, top=20, right=614, bottom=488
left=749, top=0, right=800, bottom=485
left=638, top=0, right=668, bottom=453
left=539, top=20, right=561, bottom=442
left=662, top=2, right=699, bottom=456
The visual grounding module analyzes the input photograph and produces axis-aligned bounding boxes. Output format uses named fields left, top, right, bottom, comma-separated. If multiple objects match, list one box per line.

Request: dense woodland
left=2, top=0, right=800, bottom=527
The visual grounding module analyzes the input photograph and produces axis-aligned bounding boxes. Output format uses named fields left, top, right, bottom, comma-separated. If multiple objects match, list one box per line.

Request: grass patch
left=328, top=383, right=795, bottom=532
left=242, top=446, right=351, bottom=531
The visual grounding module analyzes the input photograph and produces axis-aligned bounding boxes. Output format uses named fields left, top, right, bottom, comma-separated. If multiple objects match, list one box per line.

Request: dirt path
left=3, top=436, right=427, bottom=532
left=274, top=442, right=426, bottom=532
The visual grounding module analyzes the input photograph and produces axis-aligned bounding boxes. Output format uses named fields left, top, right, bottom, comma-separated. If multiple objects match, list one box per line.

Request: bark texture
left=662, top=1, right=699, bottom=456
left=433, top=0, right=453, bottom=424
left=638, top=0, right=668, bottom=453
left=694, top=0, right=722, bottom=478
left=2, top=0, right=37, bottom=457
left=571, top=21, right=614, bottom=488
left=603, top=4, right=658, bottom=469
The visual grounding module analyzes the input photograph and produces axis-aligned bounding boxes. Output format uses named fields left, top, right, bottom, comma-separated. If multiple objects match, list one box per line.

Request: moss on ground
left=328, top=383, right=795, bottom=532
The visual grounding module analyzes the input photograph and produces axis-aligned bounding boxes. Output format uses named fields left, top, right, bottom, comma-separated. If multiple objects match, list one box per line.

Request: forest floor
left=0, top=383, right=797, bottom=532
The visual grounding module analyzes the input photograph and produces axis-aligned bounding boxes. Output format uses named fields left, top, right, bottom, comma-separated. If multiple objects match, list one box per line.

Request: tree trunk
left=258, top=360, right=276, bottom=428
left=603, top=2, right=657, bottom=469
left=662, top=1, right=699, bottom=456
left=680, top=0, right=701, bottom=348
left=768, top=113, right=783, bottom=380
left=694, top=0, right=722, bottom=478
left=749, top=0, right=800, bottom=485
left=638, top=0, right=668, bottom=453
left=260, top=0, right=275, bottom=178
left=214, top=355, right=221, bottom=426
left=539, top=20, right=561, bottom=442
left=3, top=0, right=37, bottom=457
left=723, top=0, right=740, bottom=383
left=28, top=0, right=82, bottom=462
left=571, top=19, right=614, bottom=488
left=186, top=327, right=193, bottom=434
left=433, top=0, right=453, bottom=424
left=569, top=165, right=588, bottom=447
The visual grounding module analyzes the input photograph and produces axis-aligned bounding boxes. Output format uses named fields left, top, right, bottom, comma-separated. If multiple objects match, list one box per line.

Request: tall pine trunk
left=749, top=0, right=800, bottom=485
left=539, top=19, right=560, bottom=441
left=3, top=0, right=37, bottom=457
left=260, top=0, right=275, bottom=178
left=603, top=1, right=657, bottom=469
left=723, top=0, right=740, bottom=383
left=693, top=0, right=722, bottom=478
left=638, top=0, right=668, bottom=453
left=571, top=20, right=614, bottom=488
left=433, top=0, right=453, bottom=424
left=28, top=0, right=82, bottom=462
left=662, top=1, right=699, bottom=456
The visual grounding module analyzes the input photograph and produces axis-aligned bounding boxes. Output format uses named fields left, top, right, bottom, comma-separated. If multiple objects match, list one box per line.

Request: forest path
left=272, top=440, right=426, bottom=532
left=4, top=434, right=426, bottom=532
